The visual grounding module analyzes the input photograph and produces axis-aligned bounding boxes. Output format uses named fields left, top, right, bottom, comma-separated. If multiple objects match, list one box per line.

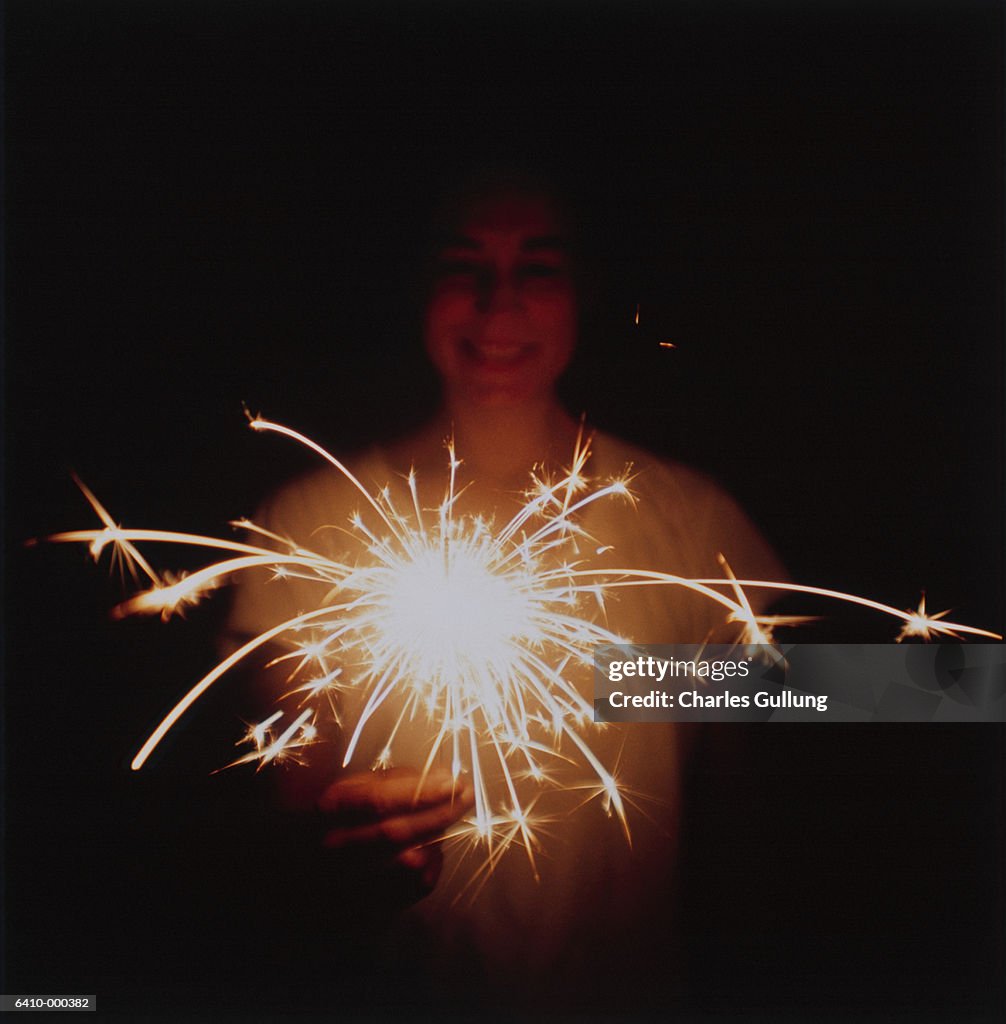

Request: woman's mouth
left=461, top=338, right=537, bottom=368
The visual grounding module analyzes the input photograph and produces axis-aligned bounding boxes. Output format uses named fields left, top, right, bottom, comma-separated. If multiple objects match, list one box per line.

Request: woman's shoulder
left=253, top=445, right=401, bottom=539
left=587, top=428, right=787, bottom=582
left=589, top=429, right=731, bottom=511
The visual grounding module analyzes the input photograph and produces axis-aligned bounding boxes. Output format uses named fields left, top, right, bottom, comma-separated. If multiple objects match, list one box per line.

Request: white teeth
left=467, top=340, right=528, bottom=362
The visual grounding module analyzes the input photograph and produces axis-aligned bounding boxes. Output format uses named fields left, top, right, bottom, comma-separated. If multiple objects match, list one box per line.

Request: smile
left=461, top=339, right=537, bottom=368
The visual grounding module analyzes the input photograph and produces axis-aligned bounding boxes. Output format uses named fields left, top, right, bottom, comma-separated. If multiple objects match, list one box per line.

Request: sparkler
left=39, top=416, right=1001, bottom=872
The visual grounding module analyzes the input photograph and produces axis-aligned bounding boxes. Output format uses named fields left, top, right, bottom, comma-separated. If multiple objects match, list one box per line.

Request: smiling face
left=423, top=190, right=578, bottom=409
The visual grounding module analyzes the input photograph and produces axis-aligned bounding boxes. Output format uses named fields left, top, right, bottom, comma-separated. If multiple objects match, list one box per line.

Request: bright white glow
left=40, top=416, right=1002, bottom=875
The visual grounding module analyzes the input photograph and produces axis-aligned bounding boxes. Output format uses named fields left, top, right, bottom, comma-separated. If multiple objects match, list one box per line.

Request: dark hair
left=426, top=161, right=578, bottom=239
left=378, top=156, right=637, bottom=436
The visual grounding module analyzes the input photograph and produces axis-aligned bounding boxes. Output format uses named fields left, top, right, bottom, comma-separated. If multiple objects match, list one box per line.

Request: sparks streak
left=40, top=418, right=1001, bottom=869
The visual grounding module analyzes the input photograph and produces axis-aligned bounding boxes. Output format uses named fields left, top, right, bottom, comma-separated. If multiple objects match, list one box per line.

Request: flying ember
left=37, top=415, right=1002, bottom=873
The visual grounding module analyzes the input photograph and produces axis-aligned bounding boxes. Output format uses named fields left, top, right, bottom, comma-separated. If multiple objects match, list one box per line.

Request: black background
left=4, top=1, right=1004, bottom=1019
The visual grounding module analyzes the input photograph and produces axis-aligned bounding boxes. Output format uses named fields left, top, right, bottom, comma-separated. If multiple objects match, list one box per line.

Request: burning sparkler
left=38, top=416, right=1001, bottom=870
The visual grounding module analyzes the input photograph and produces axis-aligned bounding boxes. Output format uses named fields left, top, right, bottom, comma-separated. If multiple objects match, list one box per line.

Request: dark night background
left=4, top=1, right=1004, bottom=1019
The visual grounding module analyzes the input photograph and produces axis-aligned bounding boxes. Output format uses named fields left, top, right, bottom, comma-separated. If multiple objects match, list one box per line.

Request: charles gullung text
left=604, top=656, right=829, bottom=712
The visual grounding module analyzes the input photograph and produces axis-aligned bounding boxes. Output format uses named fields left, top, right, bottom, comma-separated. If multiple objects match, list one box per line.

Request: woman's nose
left=475, top=272, right=522, bottom=315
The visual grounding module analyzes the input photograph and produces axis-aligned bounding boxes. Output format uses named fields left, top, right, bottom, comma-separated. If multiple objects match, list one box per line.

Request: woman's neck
left=393, top=397, right=582, bottom=499
left=438, top=398, right=580, bottom=487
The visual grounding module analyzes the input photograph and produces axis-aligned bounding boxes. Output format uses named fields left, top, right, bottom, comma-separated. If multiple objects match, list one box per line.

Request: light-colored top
left=226, top=429, right=786, bottom=1007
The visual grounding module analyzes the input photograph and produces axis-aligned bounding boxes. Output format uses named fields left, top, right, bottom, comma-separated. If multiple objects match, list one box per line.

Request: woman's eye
left=518, top=262, right=563, bottom=280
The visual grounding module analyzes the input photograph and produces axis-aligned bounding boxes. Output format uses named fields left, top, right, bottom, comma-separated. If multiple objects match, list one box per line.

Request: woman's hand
left=317, top=767, right=474, bottom=893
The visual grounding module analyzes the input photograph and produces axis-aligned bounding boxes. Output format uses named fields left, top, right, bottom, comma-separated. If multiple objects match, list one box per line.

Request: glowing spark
left=687, top=579, right=1000, bottom=643
left=39, top=418, right=1001, bottom=871
left=225, top=708, right=318, bottom=770
left=895, top=593, right=956, bottom=643
left=659, top=341, right=676, bottom=349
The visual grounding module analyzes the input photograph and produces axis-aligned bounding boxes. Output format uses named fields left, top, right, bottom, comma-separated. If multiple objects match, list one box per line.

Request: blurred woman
left=226, top=170, right=784, bottom=1012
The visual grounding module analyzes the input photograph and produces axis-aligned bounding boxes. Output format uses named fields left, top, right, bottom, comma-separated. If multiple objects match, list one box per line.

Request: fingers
left=321, top=792, right=472, bottom=852
left=395, top=844, right=444, bottom=892
left=317, top=766, right=464, bottom=818
left=317, top=766, right=475, bottom=857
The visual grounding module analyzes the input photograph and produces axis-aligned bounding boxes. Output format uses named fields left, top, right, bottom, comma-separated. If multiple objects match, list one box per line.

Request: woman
left=227, top=171, right=785, bottom=1012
